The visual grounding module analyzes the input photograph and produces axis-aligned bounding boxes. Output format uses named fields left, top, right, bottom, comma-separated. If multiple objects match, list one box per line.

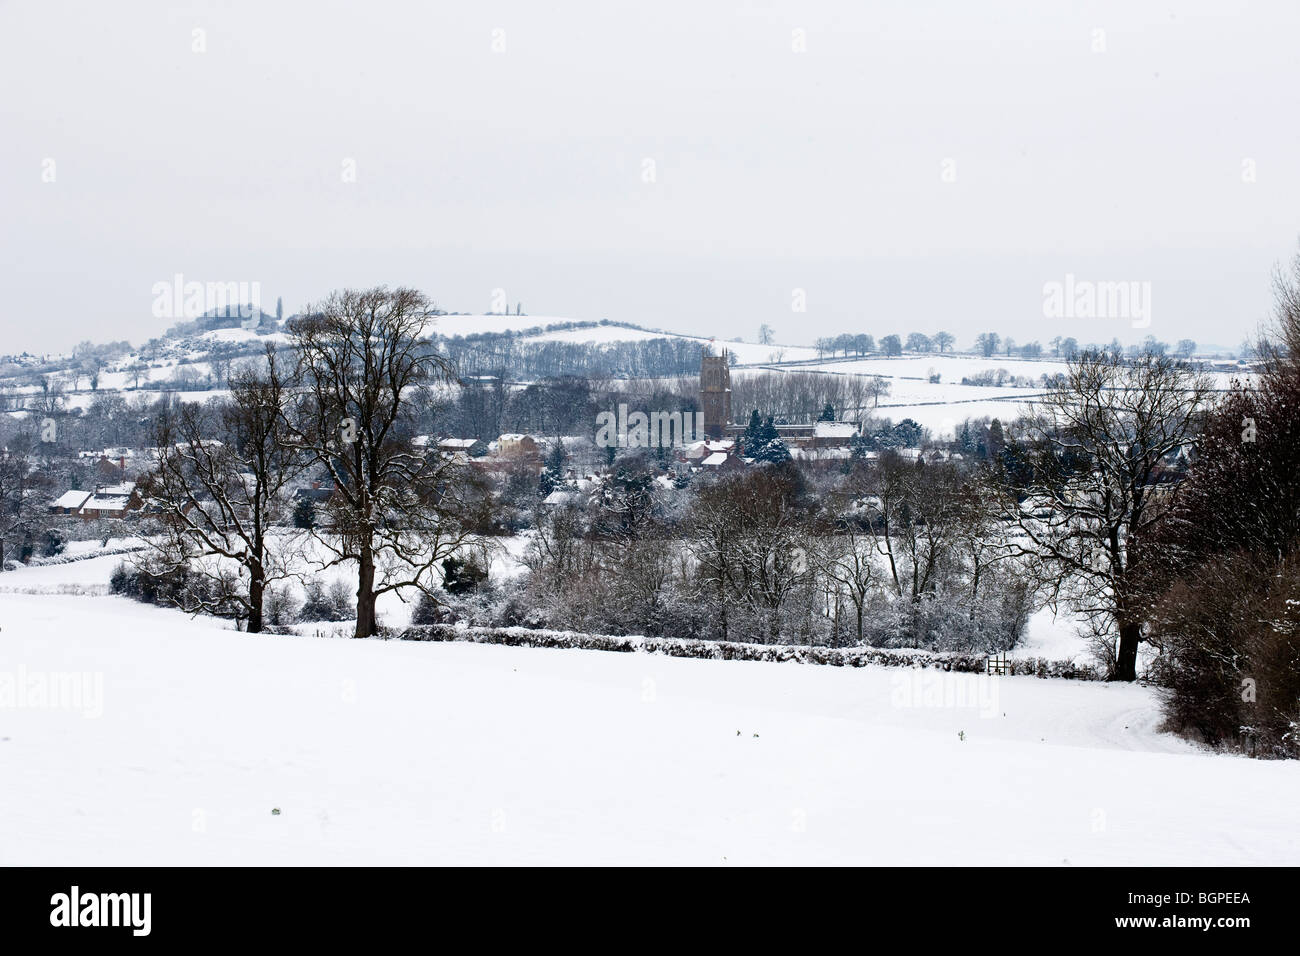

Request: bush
left=109, top=560, right=138, bottom=597
left=1150, top=548, right=1300, bottom=758
left=292, top=497, right=316, bottom=530
left=263, top=587, right=299, bottom=627
left=442, top=556, right=488, bottom=596
left=108, top=557, right=223, bottom=612
left=300, top=579, right=355, bottom=622
left=39, top=528, right=67, bottom=557
left=410, top=588, right=453, bottom=626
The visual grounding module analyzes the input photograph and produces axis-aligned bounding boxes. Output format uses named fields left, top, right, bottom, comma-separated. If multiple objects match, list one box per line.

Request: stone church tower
left=700, top=349, right=732, bottom=439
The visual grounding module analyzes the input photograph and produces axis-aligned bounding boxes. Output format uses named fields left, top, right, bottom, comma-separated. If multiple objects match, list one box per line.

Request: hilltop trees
left=976, top=332, right=1000, bottom=357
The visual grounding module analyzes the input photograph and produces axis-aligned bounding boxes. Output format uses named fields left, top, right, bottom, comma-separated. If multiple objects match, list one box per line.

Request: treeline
left=442, top=324, right=706, bottom=380
left=731, top=371, right=891, bottom=424
left=439, top=368, right=897, bottom=441
left=503, top=455, right=1034, bottom=652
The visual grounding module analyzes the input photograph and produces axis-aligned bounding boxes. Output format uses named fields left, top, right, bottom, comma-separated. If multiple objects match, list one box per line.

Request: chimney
left=120, top=455, right=126, bottom=475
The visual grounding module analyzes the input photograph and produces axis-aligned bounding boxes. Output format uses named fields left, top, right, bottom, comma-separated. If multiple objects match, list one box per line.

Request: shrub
left=442, top=556, right=488, bottom=596
left=300, top=579, right=355, bottom=622
left=1150, top=548, right=1300, bottom=758
left=292, top=497, right=316, bottom=530
left=109, top=560, right=138, bottom=597
left=411, top=589, right=452, bottom=626
left=263, top=587, right=299, bottom=627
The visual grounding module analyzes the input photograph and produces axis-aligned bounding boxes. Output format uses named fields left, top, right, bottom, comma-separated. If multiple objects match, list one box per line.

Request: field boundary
left=394, top=623, right=1101, bottom=679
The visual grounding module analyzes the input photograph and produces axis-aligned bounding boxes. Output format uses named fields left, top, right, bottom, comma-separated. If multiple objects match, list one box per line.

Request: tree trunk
left=247, top=567, right=264, bottom=634
left=355, top=546, right=377, bottom=638
left=1112, top=620, right=1141, bottom=681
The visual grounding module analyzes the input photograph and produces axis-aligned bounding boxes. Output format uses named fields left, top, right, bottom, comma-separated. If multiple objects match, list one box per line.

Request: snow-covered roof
left=78, top=447, right=135, bottom=459
left=438, top=438, right=478, bottom=449
left=81, top=494, right=134, bottom=513
left=50, top=490, right=92, bottom=509
left=701, top=452, right=729, bottom=466
left=813, top=421, right=857, bottom=439
left=792, top=447, right=852, bottom=460
left=683, top=439, right=733, bottom=459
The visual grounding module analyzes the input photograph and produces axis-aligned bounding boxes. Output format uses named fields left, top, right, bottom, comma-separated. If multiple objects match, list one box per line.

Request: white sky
left=2, top=0, right=1298, bottom=354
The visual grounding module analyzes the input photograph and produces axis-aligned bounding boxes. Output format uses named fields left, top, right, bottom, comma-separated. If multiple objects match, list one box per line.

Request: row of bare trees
left=515, top=455, right=1033, bottom=652
left=140, top=287, right=489, bottom=636
left=506, top=343, right=1225, bottom=680
left=729, top=370, right=891, bottom=425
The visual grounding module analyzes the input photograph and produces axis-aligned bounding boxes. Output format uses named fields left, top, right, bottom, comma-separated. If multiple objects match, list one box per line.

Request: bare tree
left=688, top=467, right=818, bottom=643
left=138, top=347, right=302, bottom=632
left=1011, top=350, right=1210, bottom=680
left=288, top=287, right=489, bottom=637
left=813, top=493, right=879, bottom=645
left=0, top=435, right=49, bottom=567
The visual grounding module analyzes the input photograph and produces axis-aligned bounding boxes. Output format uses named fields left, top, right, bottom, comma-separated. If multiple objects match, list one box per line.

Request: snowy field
left=731, top=354, right=1251, bottom=436
left=1, top=558, right=1296, bottom=865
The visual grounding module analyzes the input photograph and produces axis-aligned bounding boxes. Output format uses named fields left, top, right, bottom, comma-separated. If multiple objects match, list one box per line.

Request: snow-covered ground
left=1, top=573, right=1295, bottom=864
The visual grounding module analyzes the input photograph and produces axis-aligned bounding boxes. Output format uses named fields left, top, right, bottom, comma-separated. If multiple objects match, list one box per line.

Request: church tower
left=700, top=349, right=732, bottom=439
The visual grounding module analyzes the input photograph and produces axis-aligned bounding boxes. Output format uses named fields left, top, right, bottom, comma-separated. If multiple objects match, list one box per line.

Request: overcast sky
left=2, top=0, right=1298, bottom=355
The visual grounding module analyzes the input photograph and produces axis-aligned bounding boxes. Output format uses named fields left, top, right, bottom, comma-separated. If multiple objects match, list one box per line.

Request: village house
left=698, top=450, right=746, bottom=472
left=720, top=421, right=861, bottom=451
left=437, top=437, right=483, bottom=456
left=679, top=439, right=734, bottom=463
left=812, top=421, right=858, bottom=449
left=77, top=482, right=142, bottom=520
left=497, top=434, right=540, bottom=458
left=49, top=490, right=93, bottom=516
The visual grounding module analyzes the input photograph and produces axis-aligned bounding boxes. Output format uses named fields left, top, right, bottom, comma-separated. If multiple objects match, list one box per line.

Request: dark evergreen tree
left=292, top=496, right=316, bottom=530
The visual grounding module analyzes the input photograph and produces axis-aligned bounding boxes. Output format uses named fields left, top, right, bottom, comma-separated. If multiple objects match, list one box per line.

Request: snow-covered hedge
left=0, top=583, right=111, bottom=596
left=25, top=544, right=145, bottom=567
left=395, top=623, right=1100, bottom=679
